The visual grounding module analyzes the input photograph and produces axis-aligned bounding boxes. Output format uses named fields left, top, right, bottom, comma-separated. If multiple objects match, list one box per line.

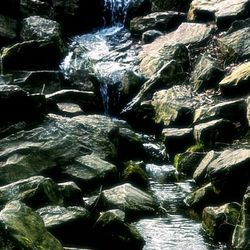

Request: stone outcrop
left=0, top=14, right=17, bottom=45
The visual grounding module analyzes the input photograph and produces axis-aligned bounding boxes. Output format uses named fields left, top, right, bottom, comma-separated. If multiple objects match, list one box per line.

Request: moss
left=174, top=153, right=180, bottom=170
left=186, top=143, right=205, bottom=153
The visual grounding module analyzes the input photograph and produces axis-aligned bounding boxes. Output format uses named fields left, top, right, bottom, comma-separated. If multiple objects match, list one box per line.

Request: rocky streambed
left=0, top=0, right=250, bottom=249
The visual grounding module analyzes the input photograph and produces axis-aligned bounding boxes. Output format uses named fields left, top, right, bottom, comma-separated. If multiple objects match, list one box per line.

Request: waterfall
left=103, top=0, right=132, bottom=24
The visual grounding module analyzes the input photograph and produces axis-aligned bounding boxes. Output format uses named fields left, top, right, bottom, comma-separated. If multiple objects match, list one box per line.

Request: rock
left=193, top=99, right=248, bottom=125
left=193, top=150, right=219, bottom=185
left=101, top=183, right=158, bottom=219
left=247, top=96, right=250, bottom=126
left=151, top=0, right=191, bottom=12
left=130, top=11, right=186, bottom=36
left=188, top=0, right=250, bottom=29
left=142, top=29, right=163, bottom=44
left=0, top=176, right=63, bottom=209
left=126, top=0, right=152, bottom=22
left=58, top=181, right=82, bottom=205
left=0, top=14, right=17, bottom=44
left=21, top=16, right=63, bottom=45
left=232, top=185, right=250, bottom=249
left=141, top=22, right=215, bottom=59
left=0, top=201, right=63, bottom=249
left=190, top=55, right=224, bottom=91
left=37, top=205, right=92, bottom=246
left=217, top=26, right=250, bottom=62
left=2, top=40, right=64, bottom=70
left=62, top=154, right=118, bottom=190
left=108, top=127, right=146, bottom=162
left=94, top=209, right=144, bottom=250
left=151, top=86, right=195, bottom=127
left=162, top=128, right=194, bottom=158
left=46, top=89, right=102, bottom=113
left=143, top=141, right=167, bottom=164
left=0, top=85, right=47, bottom=126
left=219, top=62, right=250, bottom=97
left=122, top=161, right=149, bottom=189
left=55, top=103, right=83, bottom=117
left=207, top=149, right=250, bottom=200
left=20, top=0, right=54, bottom=18
left=0, top=114, right=129, bottom=185
left=140, top=43, right=189, bottom=78
left=193, top=119, right=236, bottom=148
left=202, top=202, right=241, bottom=241
left=185, top=183, right=221, bottom=209
left=174, top=152, right=205, bottom=177
left=13, top=70, right=63, bottom=94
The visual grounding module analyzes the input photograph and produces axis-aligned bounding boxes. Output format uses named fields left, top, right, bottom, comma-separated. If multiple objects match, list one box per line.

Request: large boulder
left=219, top=62, right=250, bottom=97
left=0, top=176, right=63, bottom=209
left=202, top=202, right=241, bottom=241
left=100, top=183, right=158, bottom=219
left=37, top=205, right=92, bottom=246
left=0, top=14, right=17, bottom=45
left=207, top=149, right=250, bottom=200
left=232, top=185, right=250, bottom=249
left=188, top=0, right=250, bottom=29
left=0, top=201, right=64, bottom=249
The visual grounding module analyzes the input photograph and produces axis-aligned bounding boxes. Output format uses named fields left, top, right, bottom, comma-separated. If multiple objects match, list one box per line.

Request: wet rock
left=94, top=209, right=145, bottom=250
left=130, top=11, right=186, bottom=36
left=193, top=119, right=236, bottom=148
left=126, top=0, right=152, bottom=22
left=193, top=99, right=248, bottom=125
left=151, top=86, right=194, bottom=127
left=190, top=55, right=224, bottom=92
left=174, top=152, right=205, bottom=178
left=58, top=181, right=82, bottom=205
left=13, top=70, right=63, bottom=94
left=0, top=85, right=47, bottom=126
left=21, top=16, right=63, bottom=45
left=193, top=150, right=219, bottom=185
left=0, top=201, right=63, bottom=250
left=202, top=202, right=241, bottom=241
left=63, top=154, right=118, bottom=191
left=37, top=205, right=92, bottom=246
left=101, top=183, right=158, bottom=219
left=143, top=141, right=167, bottom=163
left=0, top=176, right=63, bottom=209
left=108, top=127, right=146, bottom=162
left=20, top=0, right=54, bottom=18
left=122, top=161, right=149, bottom=189
left=232, top=185, right=250, bottom=249
left=151, top=0, right=192, bottom=12
left=0, top=114, right=128, bottom=185
left=217, top=26, right=250, bottom=62
left=185, top=183, right=221, bottom=209
left=56, top=103, right=83, bottom=117
left=207, top=149, right=250, bottom=200
left=219, top=62, right=250, bottom=97
left=188, top=0, right=250, bottom=29
left=46, top=89, right=102, bottom=113
left=162, top=128, right=194, bottom=158
left=140, top=43, right=189, bottom=78
left=142, top=29, right=163, bottom=44
left=0, top=14, right=17, bottom=44
left=2, top=40, right=64, bottom=70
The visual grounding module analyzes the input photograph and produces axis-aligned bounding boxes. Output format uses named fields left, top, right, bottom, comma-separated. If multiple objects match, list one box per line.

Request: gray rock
left=219, top=62, right=250, bottom=97
left=0, top=14, right=17, bottom=43
left=151, top=0, right=191, bottom=12
left=232, top=185, right=250, bottom=249
left=190, top=55, right=224, bottom=91
left=142, top=29, right=163, bottom=44
left=194, top=119, right=236, bottom=148
left=37, top=205, right=91, bottom=245
left=202, top=202, right=241, bottom=241
left=101, top=183, right=158, bottom=219
left=63, top=154, right=118, bottom=190
left=188, top=0, right=250, bottom=29
left=130, top=11, right=186, bottom=36
left=0, top=201, right=64, bottom=249
left=0, top=176, right=63, bottom=209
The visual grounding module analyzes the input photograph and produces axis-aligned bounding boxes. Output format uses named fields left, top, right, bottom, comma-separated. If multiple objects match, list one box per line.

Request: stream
left=61, top=1, right=228, bottom=249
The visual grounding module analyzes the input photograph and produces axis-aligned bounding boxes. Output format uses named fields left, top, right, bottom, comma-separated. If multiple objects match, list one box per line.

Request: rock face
left=232, top=186, right=250, bottom=249
left=0, top=201, right=64, bottom=250
left=0, top=14, right=17, bottom=44
left=219, top=62, right=250, bottom=97
left=101, top=183, right=158, bottom=219
left=188, top=0, right=250, bottom=29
